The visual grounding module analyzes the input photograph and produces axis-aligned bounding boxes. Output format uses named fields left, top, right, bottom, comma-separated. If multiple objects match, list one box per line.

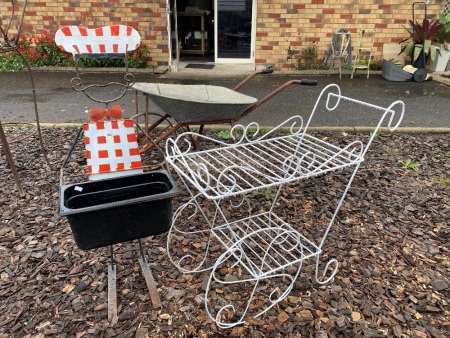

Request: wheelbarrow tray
left=132, top=83, right=258, bottom=123
left=59, top=170, right=180, bottom=250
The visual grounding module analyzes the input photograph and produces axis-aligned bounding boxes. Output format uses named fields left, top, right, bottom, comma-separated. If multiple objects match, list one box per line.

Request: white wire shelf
left=167, top=128, right=364, bottom=200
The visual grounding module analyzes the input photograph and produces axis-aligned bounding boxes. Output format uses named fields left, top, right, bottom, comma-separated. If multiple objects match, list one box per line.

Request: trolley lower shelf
left=211, top=211, right=320, bottom=279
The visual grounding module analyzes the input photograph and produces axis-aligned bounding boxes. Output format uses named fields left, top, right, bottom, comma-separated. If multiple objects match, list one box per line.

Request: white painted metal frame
left=166, top=84, right=404, bottom=328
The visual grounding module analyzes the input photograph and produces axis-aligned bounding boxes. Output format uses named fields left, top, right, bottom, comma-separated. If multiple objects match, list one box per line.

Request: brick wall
left=256, top=0, right=446, bottom=69
left=1, top=0, right=447, bottom=70
left=0, top=0, right=169, bottom=67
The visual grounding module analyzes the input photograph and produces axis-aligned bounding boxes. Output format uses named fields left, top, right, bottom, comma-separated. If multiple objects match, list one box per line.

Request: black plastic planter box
left=59, top=170, right=180, bottom=250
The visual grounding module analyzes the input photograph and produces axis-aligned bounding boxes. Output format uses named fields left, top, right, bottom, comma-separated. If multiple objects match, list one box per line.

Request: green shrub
left=295, top=43, right=328, bottom=70
left=0, top=31, right=150, bottom=72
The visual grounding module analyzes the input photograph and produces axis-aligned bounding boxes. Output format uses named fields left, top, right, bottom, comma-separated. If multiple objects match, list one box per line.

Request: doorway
left=169, top=0, right=255, bottom=64
left=216, top=0, right=254, bottom=63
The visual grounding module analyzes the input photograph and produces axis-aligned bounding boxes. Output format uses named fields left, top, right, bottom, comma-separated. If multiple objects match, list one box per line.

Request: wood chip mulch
left=0, top=126, right=449, bottom=338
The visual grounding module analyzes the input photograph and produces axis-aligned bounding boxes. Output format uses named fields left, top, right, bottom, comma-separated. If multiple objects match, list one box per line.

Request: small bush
left=0, top=31, right=150, bottom=71
left=295, top=43, right=328, bottom=70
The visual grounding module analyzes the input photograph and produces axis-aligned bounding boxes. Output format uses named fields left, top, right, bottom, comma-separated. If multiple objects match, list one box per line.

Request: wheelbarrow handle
left=261, top=67, right=274, bottom=74
left=233, top=68, right=274, bottom=91
left=300, top=79, right=318, bottom=86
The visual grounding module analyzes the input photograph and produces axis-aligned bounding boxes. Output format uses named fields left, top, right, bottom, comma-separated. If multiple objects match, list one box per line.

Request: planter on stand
left=412, top=46, right=428, bottom=69
left=429, top=44, right=450, bottom=72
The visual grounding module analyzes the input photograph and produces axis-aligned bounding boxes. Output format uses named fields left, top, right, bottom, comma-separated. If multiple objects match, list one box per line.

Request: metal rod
left=138, top=238, right=147, bottom=263
left=109, top=245, right=114, bottom=270
left=0, top=121, right=25, bottom=196
left=61, top=125, right=84, bottom=169
left=18, top=51, right=56, bottom=171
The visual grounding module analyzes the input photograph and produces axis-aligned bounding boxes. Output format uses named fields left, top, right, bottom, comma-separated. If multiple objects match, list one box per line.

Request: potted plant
left=400, top=18, right=444, bottom=68
left=430, top=12, right=450, bottom=71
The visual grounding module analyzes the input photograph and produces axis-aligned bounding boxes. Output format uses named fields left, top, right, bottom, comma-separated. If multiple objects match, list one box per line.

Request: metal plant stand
left=56, top=25, right=180, bottom=322
left=166, top=84, right=405, bottom=328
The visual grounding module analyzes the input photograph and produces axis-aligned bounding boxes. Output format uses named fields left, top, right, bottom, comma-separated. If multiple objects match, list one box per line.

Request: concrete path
left=0, top=67, right=449, bottom=130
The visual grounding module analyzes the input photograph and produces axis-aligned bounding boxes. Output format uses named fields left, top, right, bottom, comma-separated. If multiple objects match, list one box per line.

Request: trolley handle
left=299, top=79, right=318, bottom=86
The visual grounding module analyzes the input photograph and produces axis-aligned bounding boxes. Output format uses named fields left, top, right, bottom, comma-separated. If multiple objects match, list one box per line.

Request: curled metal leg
left=314, top=257, right=339, bottom=285
left=205, top=226, right=305, bottom=328
left=167, top=197, right=216, bottom=274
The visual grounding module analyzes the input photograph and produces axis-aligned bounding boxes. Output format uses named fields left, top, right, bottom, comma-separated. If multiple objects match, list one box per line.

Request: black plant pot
left=413, top=48, right=427, bottom=69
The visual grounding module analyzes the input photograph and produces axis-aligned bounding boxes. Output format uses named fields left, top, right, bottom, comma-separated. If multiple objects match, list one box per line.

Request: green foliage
left=0, top=31, right=150, bottom=72
left=430, top=175, right=450, bottom=188
left=369, top=60, right=383, bottom=70
left=401, top=19, right=445, bottom=63
left=399, top=159, right=420, bottom=171
left=252, top=187, right=278, bottom=201
left=216, top=129, right=234, bottom=140
left=284, top=42, right=298, bottom=62
left=295, top=43, right=328, bottom=70
left=0, top=52, right=25, bottom=71
left=17, top=32, right=73, bottom=67
left=436, top=12, right=450, bottom=51
left=434, top=150, right=450, bottom=159
left=369, top=130, right=381, bottom=138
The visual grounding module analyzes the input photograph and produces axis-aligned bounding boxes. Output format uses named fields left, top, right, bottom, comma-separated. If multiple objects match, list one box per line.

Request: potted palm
left=429, top=13, right=450, bottom=72
left=400, top=18, right=444, bottom=69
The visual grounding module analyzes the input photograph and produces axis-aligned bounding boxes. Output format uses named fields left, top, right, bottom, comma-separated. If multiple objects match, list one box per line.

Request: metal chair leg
left=107, top=245, right=118, bottom=324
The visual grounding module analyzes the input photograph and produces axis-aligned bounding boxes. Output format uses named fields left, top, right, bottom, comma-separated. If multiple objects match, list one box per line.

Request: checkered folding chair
left=56, top=25, right=167, bottom=323
left=55, top=25, right=143, bottom=181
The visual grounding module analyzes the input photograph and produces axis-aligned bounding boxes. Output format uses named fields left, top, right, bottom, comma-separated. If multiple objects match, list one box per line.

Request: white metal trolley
left=165, top=84, right=404, bottom=328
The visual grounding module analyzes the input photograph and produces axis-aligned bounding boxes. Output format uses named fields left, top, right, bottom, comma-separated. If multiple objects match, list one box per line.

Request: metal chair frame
left=351, top=29, right=376, bottom=79
left=326, top=30, right=352, bottom=79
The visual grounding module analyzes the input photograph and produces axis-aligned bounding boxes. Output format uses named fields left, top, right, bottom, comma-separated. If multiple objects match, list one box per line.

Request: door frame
left=167, top=0, right=180, bottom=71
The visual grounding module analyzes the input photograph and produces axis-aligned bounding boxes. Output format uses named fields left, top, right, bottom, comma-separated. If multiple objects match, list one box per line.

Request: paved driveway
left=0, top=69, right=449, bottom=129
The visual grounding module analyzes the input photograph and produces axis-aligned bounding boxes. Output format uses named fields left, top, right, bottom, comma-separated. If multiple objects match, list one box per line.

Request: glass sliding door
left=215, top=0, right=254, bottom=63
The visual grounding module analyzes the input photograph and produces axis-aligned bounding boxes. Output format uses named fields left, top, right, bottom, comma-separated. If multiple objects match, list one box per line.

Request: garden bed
left=0, top=126, right=449, bottom=337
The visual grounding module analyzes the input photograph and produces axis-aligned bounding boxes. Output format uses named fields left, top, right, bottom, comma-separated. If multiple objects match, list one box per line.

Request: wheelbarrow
left=131, top=69, right=318, bottom=152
